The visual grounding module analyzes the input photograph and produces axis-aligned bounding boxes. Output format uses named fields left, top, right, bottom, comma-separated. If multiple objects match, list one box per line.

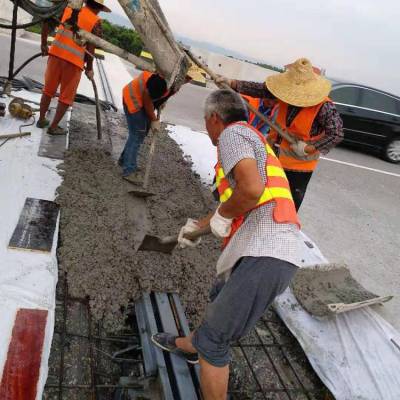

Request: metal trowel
left=138, top=225, right=211, bottom=254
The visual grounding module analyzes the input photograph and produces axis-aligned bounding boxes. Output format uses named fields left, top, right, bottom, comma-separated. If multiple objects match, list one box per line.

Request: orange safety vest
left=49, top=6, right=99, bottom=70
left=215, top=121, right=300, bottom=248
left=241, top=95, right=260, bottom=125
left=242, top=95, right=278, bottom=133
left=122, top=71, right=153, bottom=114
left=268, top=98, right=331, bottom=172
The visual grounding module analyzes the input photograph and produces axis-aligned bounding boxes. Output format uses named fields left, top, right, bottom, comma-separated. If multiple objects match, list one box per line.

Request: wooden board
left=0, top=309, right=48, bottom=400
left=8, top=198, right=59, bottom=253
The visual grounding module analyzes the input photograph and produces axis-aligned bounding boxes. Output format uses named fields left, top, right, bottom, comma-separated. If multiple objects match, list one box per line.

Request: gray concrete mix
left=291, top=265, right=384, bottom=317
left=56, top=103, right=219, bottom=330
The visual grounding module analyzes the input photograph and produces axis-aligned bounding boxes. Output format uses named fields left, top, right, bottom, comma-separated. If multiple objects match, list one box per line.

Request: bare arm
left=142, top=89, right=157, bottom=121
left=218, top=158, right=265, bottom=219
left=232, top=80, right=275, bottom=99
left=312, top=102, right=344, bottom=155
left=41, top=21, right=49, bottom=56
left=84, top=21, right=102, bottom=77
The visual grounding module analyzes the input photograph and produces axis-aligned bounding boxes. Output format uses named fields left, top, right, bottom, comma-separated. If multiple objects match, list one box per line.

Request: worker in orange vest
left=37, top=0, right=110, bottom=135
left=120, top=71, right=185, bottom=184
left=120, top=71, right=168, bottom=183
left=217, top=58, right=344, bottom=210
left=242, top=95, right=278, bottom=136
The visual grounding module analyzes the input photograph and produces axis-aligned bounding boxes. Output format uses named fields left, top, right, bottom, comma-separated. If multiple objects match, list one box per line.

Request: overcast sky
left=106, top=0, right=400, bottom=95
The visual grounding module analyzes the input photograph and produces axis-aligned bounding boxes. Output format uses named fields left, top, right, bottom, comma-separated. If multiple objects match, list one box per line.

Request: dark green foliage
left=255, top=62, right=284, bottom=72
left=25, top=23, right=41, bottom=34
left=102, top=19, right=143, bottom=56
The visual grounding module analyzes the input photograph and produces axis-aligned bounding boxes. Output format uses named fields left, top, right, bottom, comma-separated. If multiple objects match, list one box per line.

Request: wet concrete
left=290, top=264, right=386, bottom=317
left=56, top=104, right=219, bottom=330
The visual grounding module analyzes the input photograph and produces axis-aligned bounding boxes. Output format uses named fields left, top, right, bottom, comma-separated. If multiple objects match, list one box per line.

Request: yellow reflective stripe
left=216, top=168, right=225, bottom=178
left=138, top=73, right=145, bottom=95
left=265, top=144, right=276, bottom=156
left=128, top=82, right=140, bottom=110
left=220, top=188, right=233, bottom=203
left=55, top=28, right=74, bottom=39
left=267, top=165, right=287, bottom=178
left=215, top=166, right=226, bottom=186
left=257, top=187, right=293, bottom=204
left=52, top=40, right=84, bottom=60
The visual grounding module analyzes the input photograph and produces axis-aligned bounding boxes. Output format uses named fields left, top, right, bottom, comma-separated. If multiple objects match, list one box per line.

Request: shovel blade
left=128, top=189, right=156, bottom=198
left=138, top=234, right=177, bottom=254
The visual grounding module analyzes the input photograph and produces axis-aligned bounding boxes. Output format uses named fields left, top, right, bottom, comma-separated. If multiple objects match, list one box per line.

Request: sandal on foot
left=47, top=126, right=67, bottom=136
left=36, top=118, right=50, bottom=129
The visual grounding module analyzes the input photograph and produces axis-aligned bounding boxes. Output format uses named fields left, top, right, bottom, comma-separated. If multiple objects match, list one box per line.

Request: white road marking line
left=320, top=157, right=400, bottom=178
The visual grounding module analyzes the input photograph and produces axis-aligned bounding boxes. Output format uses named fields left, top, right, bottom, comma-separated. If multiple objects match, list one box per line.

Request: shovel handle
left=183, top=224, right=212, bottom=241
left=185, top=49, right=295, bottom=145
left=160, top=225, right=212, bottom=245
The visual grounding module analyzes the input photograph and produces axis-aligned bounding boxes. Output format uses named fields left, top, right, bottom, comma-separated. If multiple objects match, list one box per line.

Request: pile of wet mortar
left=56, top=104, right=219, bottom=330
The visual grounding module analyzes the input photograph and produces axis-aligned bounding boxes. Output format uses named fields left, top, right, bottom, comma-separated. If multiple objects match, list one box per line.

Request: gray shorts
left=192, top=257, right=297, bottom=367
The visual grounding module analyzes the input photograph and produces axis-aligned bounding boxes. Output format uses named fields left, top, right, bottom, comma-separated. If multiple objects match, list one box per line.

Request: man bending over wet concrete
left=151, top=89, right=305, bottom=400
left=120, top=72, right=192, bottom=184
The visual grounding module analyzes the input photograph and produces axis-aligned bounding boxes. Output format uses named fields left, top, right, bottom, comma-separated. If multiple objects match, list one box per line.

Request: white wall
left=191, top=46, right=277, bottom=83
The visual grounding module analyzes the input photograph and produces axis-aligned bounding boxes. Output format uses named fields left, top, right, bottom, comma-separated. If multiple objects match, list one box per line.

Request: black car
left=330, top=83, right=400, bottom=163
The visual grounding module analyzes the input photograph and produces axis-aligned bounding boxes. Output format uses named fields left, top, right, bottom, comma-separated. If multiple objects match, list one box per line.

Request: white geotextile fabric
left=168, top=124, right=400, bottom=400
left=0, top=91, right=64, bottom=400
left=274, top=232, right=400, bottom=400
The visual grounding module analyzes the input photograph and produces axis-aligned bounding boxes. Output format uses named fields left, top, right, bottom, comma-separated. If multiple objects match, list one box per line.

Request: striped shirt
left=216, top=123, right=306, bottom=277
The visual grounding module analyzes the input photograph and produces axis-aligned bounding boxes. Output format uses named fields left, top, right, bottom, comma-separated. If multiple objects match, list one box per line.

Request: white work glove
left=290, top=140, right=308, bottom=157
left=215, top=75, right=233, bottom=89
left=178, top=218, right=202, bottom=249
left=151, top=119, right=162, bottom=133
left=210, top=207, right=233, bottom=239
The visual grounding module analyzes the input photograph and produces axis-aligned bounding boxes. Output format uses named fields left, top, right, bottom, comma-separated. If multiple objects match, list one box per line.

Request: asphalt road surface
left=2, top=33, right=400, bottom=331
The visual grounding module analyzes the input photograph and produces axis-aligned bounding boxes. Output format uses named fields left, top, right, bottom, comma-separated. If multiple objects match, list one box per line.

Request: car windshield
left=331, top=86, right=360, bottom=106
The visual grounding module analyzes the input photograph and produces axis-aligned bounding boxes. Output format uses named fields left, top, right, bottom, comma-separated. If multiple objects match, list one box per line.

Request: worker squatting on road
left=151, top=89, right=307, bottom=400
left=120, top=71, right=194, bottom=184
left=218, top=58, right=344, bottom=210
left=36, top=0, right=110, bottom=135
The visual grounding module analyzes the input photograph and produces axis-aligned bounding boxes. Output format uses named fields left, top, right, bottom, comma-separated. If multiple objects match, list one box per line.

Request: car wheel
left=383, top=138, right=400, bottom=163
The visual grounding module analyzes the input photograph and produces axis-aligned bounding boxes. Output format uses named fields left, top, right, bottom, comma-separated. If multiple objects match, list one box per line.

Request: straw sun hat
left=266, top=58, right=331, bottom=107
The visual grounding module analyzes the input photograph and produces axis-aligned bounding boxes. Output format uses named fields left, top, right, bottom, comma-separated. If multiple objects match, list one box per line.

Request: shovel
left=128, top=130, right=158, bottom=198
left=138, top=225, right=211, bottom=254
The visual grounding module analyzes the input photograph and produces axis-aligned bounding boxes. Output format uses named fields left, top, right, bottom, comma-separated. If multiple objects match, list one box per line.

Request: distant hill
left=102, top=12, right=133, bottom=28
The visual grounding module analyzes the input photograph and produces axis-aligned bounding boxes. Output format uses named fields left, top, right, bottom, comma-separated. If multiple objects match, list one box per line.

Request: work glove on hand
left=151, top=120, right=162, bottom=133
left=210, top=207, right=233, bottom=239
left=290, top=140, right=308, bottom=157
left=178, top=218, right=201, bottom=249
left=215, top=75, right=233, bottom=89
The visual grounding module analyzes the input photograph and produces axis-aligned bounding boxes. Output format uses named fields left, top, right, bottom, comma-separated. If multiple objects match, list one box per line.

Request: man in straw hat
left=37, top=0, right=111, bottom=135
left=217, top=58, right=343, bottom=210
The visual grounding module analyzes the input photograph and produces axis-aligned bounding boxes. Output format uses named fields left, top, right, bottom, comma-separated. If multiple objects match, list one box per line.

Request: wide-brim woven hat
left=92, top=0, right=112, bottom=13
left=266, top=58, right=331, bottom=107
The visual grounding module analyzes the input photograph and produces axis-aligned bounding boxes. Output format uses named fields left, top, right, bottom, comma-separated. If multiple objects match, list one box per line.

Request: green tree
left=102, top=20, right=143, bottom=56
